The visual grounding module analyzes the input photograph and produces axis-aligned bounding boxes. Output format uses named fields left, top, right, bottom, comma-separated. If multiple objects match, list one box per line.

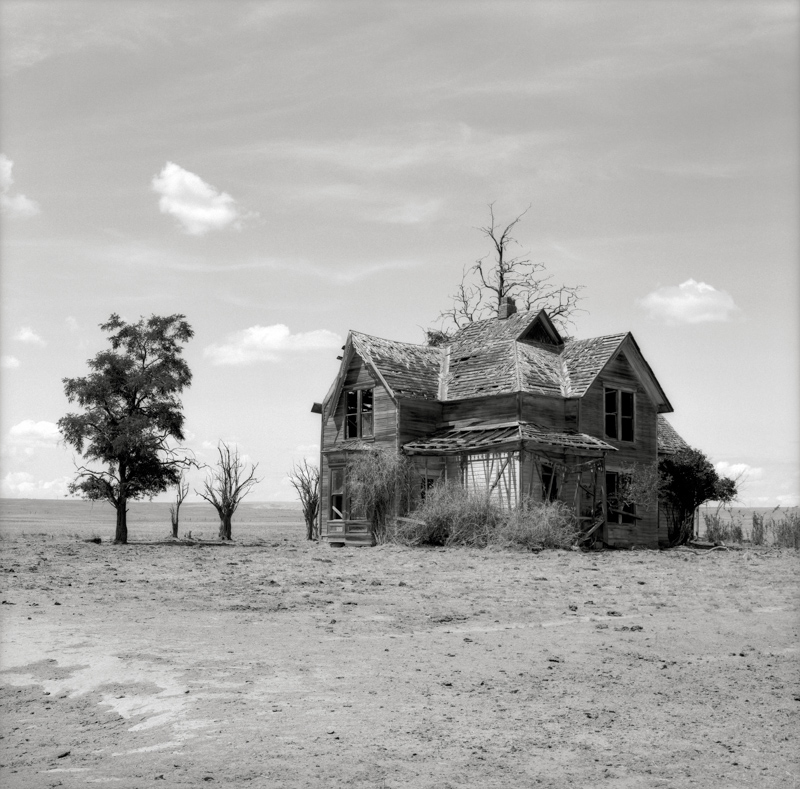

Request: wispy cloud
left=14, top=327, right=46, bottom=346
left=1, top=356, right=20, bottom=369
left=204, top=324, right=342, bottom=365
left=0, top=155, right=40, bottom=218
left=638, top=279, right=739, bottom=324
left=152, top=162, right=253, bottom=236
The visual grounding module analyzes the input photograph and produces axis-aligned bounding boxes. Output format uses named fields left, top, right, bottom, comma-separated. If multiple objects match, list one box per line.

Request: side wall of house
left=581, top=350, right=660, bottom=547
left=319, top=355, right=397, bottom=536
left=441, top=393, right=518, bottom=426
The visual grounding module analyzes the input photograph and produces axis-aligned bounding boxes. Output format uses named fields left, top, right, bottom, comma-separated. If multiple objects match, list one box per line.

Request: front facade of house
left=314, top=301, right=686, bottom=548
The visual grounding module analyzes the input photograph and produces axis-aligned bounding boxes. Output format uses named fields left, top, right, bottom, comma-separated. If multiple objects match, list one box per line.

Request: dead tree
left=287, top=459, right=320, bottom=540
left=437, top=203, right=584, bottom=335
left=169, top=475, right=189, bottom=538
left=197, top=442, right=260, bottom=541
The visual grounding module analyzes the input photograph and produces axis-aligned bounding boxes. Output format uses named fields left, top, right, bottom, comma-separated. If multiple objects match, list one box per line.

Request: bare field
left=1, top=502, right=798, bottom=788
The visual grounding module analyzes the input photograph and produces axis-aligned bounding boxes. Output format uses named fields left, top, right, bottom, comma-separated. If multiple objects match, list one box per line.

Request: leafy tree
left=287, top=459, right=320, bottom=540
left=434, top=203, right=584, bottom=340
left=58, top=314, right=194, bottom=544
left=658, top=447, right=737, bottom=546
left=197, top=442, right=261, bottom=541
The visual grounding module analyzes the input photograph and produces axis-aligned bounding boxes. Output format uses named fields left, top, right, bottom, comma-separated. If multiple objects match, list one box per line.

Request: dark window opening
left=604, top=388, right=635, bottom=442
left=420, top=476, right=437, bottom=503
left=345, top=388, right=374, bottom=439
left=541, top=464, right=559, bottom=501
left=606, top=471, right=636, bottom=525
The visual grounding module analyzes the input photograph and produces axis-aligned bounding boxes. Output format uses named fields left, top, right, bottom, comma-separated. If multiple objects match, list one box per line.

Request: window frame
left=605, top=471, right=636, bottom=525
left=344, top=387, right=374, bottom=440
left=604, top=387, right=635, bottom=443
left=329, top=465, right=346, bottom=521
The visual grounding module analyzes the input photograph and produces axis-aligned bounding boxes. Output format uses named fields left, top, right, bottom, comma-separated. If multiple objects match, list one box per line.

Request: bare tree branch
left=287, top=459, right=320, bottom=541
left=196, top=442, right=261, bottom=541
left=435, top=203, right=585, bottom=335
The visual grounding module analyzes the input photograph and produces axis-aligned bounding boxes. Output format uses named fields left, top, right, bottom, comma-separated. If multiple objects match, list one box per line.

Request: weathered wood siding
left=518, top=393, right=579, bottom=430
left=582, top=350, right=659, bottom=547
left=397, top=398, right=442, bottom=445
left=441, top=394, right=518, bottom=427
left=319, top=353, right=398, bottom=540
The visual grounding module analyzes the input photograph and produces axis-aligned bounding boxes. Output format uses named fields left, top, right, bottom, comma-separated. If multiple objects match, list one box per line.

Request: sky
left=1, top=1, right=797, bottom=508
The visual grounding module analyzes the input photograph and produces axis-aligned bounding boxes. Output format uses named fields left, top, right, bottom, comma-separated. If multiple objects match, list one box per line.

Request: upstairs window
left=604, top=388, right=635, bottom=442
left=345, top=388, right=373, bottom=439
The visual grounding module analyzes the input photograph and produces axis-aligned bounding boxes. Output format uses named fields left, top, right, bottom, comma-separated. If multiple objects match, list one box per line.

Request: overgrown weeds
left=498, top=499, right=580, bottom=550
left=393, top=483, right=579, bottom=550
left=704, top=508, right=799, bottom=548
left=772, top=510, right=800, bottom=549
left=394, top=482, right=502, bottom=547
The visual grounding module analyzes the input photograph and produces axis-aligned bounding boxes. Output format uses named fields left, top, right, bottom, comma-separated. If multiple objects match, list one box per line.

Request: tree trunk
left=115, top=493, right=128, bottom=544
left=171, top=511, right=179, bottom=539
left=219, top=512, right=233, bottom=541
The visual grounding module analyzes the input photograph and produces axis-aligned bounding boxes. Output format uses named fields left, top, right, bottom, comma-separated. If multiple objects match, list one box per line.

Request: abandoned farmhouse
left=314, top=299, right=688, bottom=548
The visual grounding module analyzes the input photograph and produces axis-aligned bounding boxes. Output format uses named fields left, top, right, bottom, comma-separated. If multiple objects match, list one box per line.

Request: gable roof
left=325, top=309, right=672, bottom=413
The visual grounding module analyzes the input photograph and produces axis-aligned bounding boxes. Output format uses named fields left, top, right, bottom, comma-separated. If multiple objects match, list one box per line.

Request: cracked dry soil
left=1, top=523, right=798, bottom=788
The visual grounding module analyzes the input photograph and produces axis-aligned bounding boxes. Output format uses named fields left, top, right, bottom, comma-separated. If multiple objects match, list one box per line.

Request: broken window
left=345, top=388, right=374, bottom=439
left=606, top=471, right=636, bottom=525
left=330, top=466, right=345, bottom=520
left=604, top=388, right=635, bottom=442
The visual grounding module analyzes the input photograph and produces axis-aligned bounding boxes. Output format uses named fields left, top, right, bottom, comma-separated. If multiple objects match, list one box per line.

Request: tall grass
left=704, top=508, right=799, bottom=548
left=771, top=511, right=800, bottom=549
left=751, top=512, right=766, bottom=546
left=393, top=483, right=579, bottom=550
left=703, top=512, right=744, bottom=544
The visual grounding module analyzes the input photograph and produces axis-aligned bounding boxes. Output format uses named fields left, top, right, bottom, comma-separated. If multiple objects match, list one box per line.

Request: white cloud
left=0, top=154, right=40, bottom=218
left=65, top=316, right=80, bottom=332
left=204, top=324, right=342, bottom=365
left=714, top=461, right=763, bottom=482
left=5, top=420, right=61, bottom=458
left=638, top=279, right=738, bottom=324
left=1, top=471, right=70, bottom=498
left=10, top=420, right=61, bottom=443
left=1, top=355, right=20, bottom=369
left=152, top=161, right=250, bottom=236
left=15, top=326, right=46, bottom=346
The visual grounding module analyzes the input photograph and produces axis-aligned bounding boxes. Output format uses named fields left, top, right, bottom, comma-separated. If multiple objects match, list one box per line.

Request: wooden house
left=313, top=298, right=687, bottom=548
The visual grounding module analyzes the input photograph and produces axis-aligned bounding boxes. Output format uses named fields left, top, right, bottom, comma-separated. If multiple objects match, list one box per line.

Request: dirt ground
left=1, top=525, right=798, bottom=788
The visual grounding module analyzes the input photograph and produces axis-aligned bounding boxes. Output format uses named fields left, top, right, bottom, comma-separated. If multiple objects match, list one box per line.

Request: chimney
left=498, top=296, right=517, bottom=319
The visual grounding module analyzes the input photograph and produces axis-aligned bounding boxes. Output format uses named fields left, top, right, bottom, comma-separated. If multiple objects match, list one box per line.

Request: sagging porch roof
left=402, top=420, right=617, bottom=456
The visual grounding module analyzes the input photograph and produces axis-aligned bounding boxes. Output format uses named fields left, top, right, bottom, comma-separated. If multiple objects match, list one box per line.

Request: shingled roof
left=333, top=309, right=670, bottom=410
left=657, top=416, right=690, bottom=455
left=350, top=331, right=441, bottom=400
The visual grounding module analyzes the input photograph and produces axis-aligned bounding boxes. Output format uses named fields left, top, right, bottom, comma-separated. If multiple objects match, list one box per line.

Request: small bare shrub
left=499, top=499, right=580, bottom=550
